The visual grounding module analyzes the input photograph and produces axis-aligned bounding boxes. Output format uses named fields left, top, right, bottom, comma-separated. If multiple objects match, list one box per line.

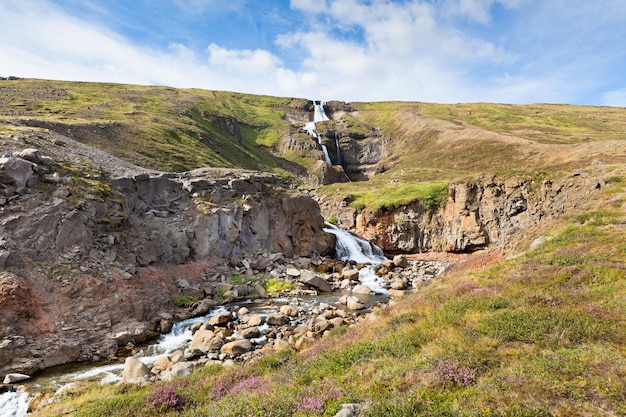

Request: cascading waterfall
left=304, top=101, right=332, bottom=165
left=334, top=133, right=342, bottom=166
left=323, top=223, right=388, bottom=293
left=0, top=389, right=30, bottom=417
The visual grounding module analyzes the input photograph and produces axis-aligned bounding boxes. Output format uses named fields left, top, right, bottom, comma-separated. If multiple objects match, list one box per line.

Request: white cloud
left=602, top=89, right=626, bottom=108
left=0, top=0, right=624, bottom=105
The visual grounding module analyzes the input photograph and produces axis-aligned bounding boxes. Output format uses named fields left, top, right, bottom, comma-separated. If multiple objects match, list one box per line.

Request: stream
left=1, top=223, right=391, bottom=416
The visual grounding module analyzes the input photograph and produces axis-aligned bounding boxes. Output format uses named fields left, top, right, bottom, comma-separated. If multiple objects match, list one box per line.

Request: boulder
left=279, top=305, right=299, bottom=317
left=346, top=296, right=365, bottom=310
left=240, top=327, right=261, bottom=339
left=286, top=268, right=301, bottom=277
left=208, top=312, right=233, bottom=327
left=151, top=356, right=174, bottom=374
left=352, top=285, right=373, bottom=295
left=294, top=336, right=317, bottom=351
left=192, top=299, right=216, bottom=316
left=220, top=340, right=253, bottom=356
left=160, top=362, right=195, bottom=381
left=388, top=289, right=406, bottom=298
left=122, top=357, right=150, bottom=384
left=273, top=339, right=292, bottom=352
left=159, top=320, right=174, bottom=334
left=3, top=373, right=30, bottom=384
left=342, top=269, right=360, bottom=281
left=242, top=315, right=263, bottom=326
left=191, top=328, right=223, bottom=352
left=392, top=254, right=408, bottom=268
left=0, top=156, right=35, bottom=188
left=300, top=270, right=332, bottom=292
left=389, top=279, right=406, bottom=290
left=266, top=313, right=290, bottom=326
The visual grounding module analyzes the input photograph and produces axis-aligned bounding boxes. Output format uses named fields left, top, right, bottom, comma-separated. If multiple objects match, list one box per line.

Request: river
left=1, top=223, right=388, bottom=416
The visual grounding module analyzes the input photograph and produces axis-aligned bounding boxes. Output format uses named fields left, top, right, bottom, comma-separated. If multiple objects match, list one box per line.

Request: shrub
left=145, top=385, right=186, bottom=412
left=434, top=360, right=478, bottom=387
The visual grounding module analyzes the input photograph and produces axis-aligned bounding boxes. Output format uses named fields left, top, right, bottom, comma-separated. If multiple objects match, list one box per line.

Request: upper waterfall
left=303, top=101, right=331, bottom=165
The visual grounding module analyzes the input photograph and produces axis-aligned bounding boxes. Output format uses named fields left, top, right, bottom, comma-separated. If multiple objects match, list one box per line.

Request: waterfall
left=334, top=133, right=342, bottom=166
left=0, top=389, right=30, bottom=417
left=323, top=223, right=388, bottom=293
left=303, top=101, right=331, bottom=165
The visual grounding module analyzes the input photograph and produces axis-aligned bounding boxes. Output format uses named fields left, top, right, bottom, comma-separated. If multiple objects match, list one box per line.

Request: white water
left=0, top=389, right=30, bottom=417
left=304, top=101, right=332, bottom=165
left=334, top=134, right=342, bottom=166
left=323, top=223, right=388, bottom=293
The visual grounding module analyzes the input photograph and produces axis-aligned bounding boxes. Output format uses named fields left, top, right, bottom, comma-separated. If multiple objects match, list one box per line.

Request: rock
left=191, top=328, right=223, bottom=352
left=122, top=357, right=150, bottom=384
left=530, top=236, right=550, bottom=250
left=333, top=403, right=361, bottom=417
left=266, top=313, right=290, bottom=326
left=151, top=356, right=174, bottom=374
left=190, top=322, right=203, bottom=334
left=159, top=319, right=173, bottom=334
left=329, top=317, right=345, bottom=328
left=220, top=340, right=253, bottom=356
left=273, top=339, right=292, bottom=352
left=240, top=327, right=261, bottom=339
left=392, top=254, right=408, bottom=268
left=238, top=307, right=250, bottom=316
left=389, top=279, right=406, bottom=290
left=300, top=270, right=332, bottom=292
left=2, top=373, right=30, bottom=384
left=388, top=289, right=406, bottom=298
left=208, top=312, right=233, bottom=327
left=241, top=315, right=264, bottom=326
left=279, top=305, right=299, bottom=317
left=286, top=268, right=301, bottom=277
left=294, top=336, right=317, bottom=351
left=0, top=156, right=35, bottom=189
left=192, top=299, right=216, bottom=316
left=309, top=318, right=332, bottom=333
left=352, top=284, right=373, bottom=295
left=342, top=269, right=360, bottom=281
left=346, top=296, right=365, bottom=310
left=160, top=362, right=195, bottom=381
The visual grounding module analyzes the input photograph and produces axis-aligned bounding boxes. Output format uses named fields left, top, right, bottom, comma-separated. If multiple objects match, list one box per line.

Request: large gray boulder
left=0, top=156, right=35, bottom=188
left=3, top=373, right=30, bottom=384
left=122, top=357, right=150, bottom=384
left=300, top=270, right=332, bottom=292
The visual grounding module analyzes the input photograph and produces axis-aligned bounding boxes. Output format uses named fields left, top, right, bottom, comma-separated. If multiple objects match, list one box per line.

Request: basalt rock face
left=0, top=144, right=334, bottom=378
left=327, top=169, right=605, bottom=254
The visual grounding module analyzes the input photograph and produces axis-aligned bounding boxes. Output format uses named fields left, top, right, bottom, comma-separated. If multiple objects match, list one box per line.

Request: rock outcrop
left=0, top=142, right=334, bottom=378
left=325, top=169, right=607, bottom=254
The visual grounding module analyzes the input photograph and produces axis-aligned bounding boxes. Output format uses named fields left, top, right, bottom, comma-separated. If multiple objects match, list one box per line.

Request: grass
left=0, top=79, right=305, bottom=174
left=321, top=180, right=448, bottom=213
left=31, top=202, right=626, bottom=416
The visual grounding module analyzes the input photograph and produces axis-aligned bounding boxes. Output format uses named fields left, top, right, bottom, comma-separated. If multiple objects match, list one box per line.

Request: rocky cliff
left=323, top=166, right=607, bottom=254
left=0, top=134, right=333, bottom=377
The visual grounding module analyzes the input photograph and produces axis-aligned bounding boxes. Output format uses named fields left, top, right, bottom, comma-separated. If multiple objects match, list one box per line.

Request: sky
left=1, top=0, right=625, bottom=106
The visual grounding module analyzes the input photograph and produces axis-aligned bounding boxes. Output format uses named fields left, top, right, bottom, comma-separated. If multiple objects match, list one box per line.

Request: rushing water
left=2, top=223, right=389, bottom=416
left=304, top=101, right=332, bottom=165
left=323, top=223, right=388, bottom=293
left=0, top=389, right=30, bottom=417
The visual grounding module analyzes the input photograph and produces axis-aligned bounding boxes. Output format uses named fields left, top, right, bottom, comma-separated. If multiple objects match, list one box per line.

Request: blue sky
left=1, top=0, right=625, bottom=105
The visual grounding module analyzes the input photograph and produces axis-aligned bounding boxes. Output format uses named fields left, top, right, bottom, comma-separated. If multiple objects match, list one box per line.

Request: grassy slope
left=0, top=79, right=307, bottom=173
left=32, top=181, right=626, bottom=416
left=320, top=101, right=626, bottom=213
